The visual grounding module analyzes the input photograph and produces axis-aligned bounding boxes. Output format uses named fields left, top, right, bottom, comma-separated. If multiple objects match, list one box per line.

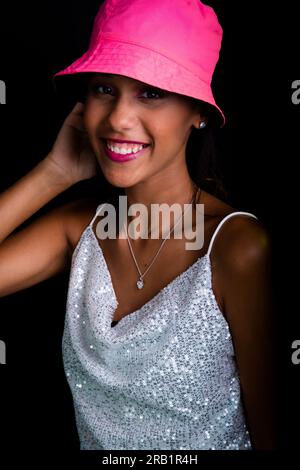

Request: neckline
left=87, top=224, right=211, bottom=327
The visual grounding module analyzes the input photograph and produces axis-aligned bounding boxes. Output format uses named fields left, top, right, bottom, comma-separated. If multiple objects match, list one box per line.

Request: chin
left=100, top=166, right=143, bottom=189
left=96, top=151, right=151, bottom=189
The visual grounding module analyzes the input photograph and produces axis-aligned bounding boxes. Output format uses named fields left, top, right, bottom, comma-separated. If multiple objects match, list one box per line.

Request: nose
left=105, top=95, right=139, bottom=129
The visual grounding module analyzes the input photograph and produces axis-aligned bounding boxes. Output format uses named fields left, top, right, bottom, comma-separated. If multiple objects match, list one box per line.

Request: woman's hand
left=45, top=102, right=99, bottom=187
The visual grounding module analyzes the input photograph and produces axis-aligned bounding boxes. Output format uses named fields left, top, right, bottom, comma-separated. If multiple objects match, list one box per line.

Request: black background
left=0, top=0, right=299, bottom=466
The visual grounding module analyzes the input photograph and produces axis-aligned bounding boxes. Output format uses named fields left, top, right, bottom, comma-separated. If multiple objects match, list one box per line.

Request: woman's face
left=83, top=73, right=202, bottom=188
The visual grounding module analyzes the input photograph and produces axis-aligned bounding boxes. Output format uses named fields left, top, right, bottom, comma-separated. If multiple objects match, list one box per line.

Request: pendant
left=137, top=278, right=144, bottom=289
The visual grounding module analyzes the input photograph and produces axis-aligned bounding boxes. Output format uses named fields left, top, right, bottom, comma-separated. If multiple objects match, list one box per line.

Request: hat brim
left=53, top=37, right=225, bottom=127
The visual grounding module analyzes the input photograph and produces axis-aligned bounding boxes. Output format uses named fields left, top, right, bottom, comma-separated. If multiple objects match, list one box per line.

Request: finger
left=66, top=102, right=86, bottom=130
left=72, top=102, right=85, bottom=115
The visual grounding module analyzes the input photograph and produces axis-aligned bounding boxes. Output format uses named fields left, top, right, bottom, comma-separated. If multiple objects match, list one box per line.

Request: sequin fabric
left=63, top=204, right=257, bottom=450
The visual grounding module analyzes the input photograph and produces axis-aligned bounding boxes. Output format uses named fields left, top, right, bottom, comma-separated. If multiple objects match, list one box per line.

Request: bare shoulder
left=202, top=189, right=272, bottom=269
left=60, top=197, right=100, bottom=255
left=212, top=209, right=272, bottom=272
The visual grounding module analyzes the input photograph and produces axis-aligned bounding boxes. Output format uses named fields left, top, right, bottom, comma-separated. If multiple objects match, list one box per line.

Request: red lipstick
left=103, top=140, right=150, bottom=163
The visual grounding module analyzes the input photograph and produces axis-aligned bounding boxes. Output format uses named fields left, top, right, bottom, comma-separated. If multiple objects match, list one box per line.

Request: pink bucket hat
left=53, top=0, right=225, bottom=126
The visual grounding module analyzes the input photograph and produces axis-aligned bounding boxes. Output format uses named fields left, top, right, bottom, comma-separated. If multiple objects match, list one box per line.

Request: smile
left=102, top=139, right=150, bottom=163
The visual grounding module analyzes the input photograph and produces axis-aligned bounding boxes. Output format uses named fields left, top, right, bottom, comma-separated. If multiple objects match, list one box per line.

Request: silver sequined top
left=63, top=203, right=257, bottom=450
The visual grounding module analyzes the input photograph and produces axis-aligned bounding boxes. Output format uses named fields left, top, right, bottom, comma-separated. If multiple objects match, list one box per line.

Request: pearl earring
left=199, top=121, right=206, bottom=129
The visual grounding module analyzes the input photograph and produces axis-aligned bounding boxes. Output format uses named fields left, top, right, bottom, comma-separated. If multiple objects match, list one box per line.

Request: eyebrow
left=97, top=73, right=116, bottom=78
left=88, top=73, right=135, bottom=86
left=89, top=73, right=130, bottom=80
left=89, top=73, right=159, bottom=88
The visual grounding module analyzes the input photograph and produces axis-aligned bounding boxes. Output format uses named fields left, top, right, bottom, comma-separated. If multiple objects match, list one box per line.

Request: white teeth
left=106, top=141, right=146, bottom=154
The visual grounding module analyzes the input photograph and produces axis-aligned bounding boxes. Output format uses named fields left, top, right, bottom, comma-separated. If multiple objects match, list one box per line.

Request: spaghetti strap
left=89, top=202, right=108, bottom=227
left=207, top=211, right=258, bottom=257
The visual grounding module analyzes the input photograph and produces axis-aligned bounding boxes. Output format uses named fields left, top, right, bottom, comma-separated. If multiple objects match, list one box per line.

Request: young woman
left=0, top=0, right=278, bottom=450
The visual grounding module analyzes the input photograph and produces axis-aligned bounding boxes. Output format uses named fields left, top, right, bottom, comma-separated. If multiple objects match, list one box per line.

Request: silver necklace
left=124, top=186, right=199, bottom=289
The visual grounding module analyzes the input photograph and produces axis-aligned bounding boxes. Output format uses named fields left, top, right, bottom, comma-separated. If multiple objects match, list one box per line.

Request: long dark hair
left=185, top=98, right=229, bottom=203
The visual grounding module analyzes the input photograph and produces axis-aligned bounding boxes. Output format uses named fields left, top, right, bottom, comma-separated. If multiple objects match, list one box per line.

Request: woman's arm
left=212, top=216, right=280, bottom=450
left=0, top=102, right=98, bottom=297
left=0, top=158, right=72, bottom=244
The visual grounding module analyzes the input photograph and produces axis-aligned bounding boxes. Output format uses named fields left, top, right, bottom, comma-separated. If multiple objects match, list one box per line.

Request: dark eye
left=89, top=83, right=165, bottom=100
left=92, top=84, right=113, bottom=95
left=140, top=88, right=165, bottom=100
